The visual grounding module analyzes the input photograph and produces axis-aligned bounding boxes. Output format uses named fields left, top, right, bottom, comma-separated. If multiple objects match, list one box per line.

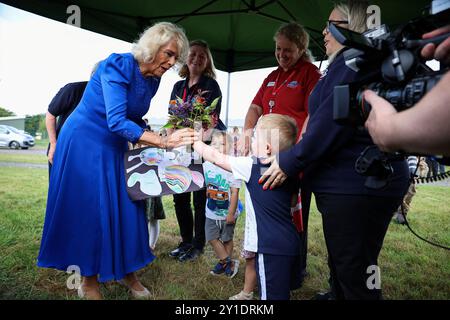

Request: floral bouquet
left=163, top=90, right=220, bottom=129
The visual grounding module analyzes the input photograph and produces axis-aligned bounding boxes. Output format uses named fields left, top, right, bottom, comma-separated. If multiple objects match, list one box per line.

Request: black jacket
left=279, top=50, right=409, bottom=197
left=169, top=75, right=226, bottom=130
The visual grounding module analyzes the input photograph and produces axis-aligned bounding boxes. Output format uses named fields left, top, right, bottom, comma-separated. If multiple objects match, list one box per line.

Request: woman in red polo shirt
left=240, top=22, right=321, bottom=152
left=232, top=22, right=320, bottom=300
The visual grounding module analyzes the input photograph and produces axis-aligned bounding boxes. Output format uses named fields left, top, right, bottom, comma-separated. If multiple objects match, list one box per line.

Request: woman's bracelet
left=159, top=135, right=168, bottom=150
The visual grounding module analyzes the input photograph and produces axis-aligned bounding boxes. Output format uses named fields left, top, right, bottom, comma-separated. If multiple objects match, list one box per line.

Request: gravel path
left=0, top=162, right=47, bottom=169
left=0, top=147, right=46, bottom=155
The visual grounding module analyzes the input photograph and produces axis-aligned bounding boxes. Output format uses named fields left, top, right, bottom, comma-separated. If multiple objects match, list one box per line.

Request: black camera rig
left=329, top=3, right=450, bottom=189
left=332, top=6, right=450, bottom=127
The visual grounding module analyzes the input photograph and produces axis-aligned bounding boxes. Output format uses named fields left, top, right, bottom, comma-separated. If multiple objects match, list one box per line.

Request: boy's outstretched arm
left=193, top=141, right=232, bottom=172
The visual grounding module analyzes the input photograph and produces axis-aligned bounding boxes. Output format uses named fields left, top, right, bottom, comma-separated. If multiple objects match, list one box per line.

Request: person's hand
left=226, top=213, right=236, bottom=225
left=164, top=127, right=175, bottom=136
left=363, top=90, right=398, bottom=152
left=48, top=142, right=56, bottom=164
left=166, top=128, right=197, bottom=148
left=258, top=155, right=288, bottom=190
left=236, top=128, right=253, bottom=156
left=421, top=25, right=450, bottom=65
left=192, top=139, right=205, bottom=155
left=202, top=126, right=214, bottom=142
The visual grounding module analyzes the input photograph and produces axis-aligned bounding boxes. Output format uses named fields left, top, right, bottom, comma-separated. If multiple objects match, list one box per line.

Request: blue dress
left=37, top=53, right=159, bottom=282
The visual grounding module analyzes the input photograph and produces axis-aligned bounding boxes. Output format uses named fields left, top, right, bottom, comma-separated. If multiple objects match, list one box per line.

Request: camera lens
left=355, top=72, right=445, bottom=123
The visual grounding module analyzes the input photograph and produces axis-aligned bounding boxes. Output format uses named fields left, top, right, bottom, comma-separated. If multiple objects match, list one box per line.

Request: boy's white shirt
left=202, top=161, right=242, bottom=220
left=227, top=156, right=253, bottom=182
left=228, top=156, right=258, bottom=253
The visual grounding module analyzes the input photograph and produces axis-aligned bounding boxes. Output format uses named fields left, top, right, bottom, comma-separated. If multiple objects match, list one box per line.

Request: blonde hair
left=328, top=1, right=369, bottom=63
left=211, top=130, right=233, bottom=154
left=334, top=0, right=369, bottom=33
left=274, top=22, right=313, bottom=63
left=131, top=22, right=189, bottom=67
left=179, top=40, right=217, bottom=79
left=256, top=114, right=298, bottom=152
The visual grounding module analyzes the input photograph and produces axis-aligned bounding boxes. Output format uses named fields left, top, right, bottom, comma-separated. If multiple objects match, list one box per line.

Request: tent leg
left=225, top=72, right=231, bottom=129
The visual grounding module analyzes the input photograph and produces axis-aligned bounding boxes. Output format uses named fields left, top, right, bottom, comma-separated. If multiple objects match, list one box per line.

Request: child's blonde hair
left=256, top=114, right=298, bottom=152
left=211, top=130, right=234, bottom=154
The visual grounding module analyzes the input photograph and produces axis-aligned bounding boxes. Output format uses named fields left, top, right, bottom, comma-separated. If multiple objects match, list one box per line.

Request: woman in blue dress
left=37, top=22, right=196, bottom=300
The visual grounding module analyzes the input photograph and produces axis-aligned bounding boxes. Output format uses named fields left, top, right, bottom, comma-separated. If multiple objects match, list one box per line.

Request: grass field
left=34, top=138, right=50, bottom=149
left=0, top=153, right=47, bottom=165
left=0, top=166, right=449, bottom=300
left=0, top=139, right=48, bottom=165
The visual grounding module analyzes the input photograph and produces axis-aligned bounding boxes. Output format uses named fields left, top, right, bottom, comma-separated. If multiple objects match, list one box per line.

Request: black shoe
left=169, top=243, right=192, bottom=258
left=178, top=248, right=202, bottom=262
left=311, top=291, right=335, bottom=300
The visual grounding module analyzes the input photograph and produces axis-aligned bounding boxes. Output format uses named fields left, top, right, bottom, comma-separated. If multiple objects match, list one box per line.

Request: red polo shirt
left=252, top=59, right=321, bottom=134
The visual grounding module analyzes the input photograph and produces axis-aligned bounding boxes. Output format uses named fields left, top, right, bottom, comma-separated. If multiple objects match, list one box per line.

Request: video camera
left=332, top=5, right=450, bottom=127
left=330, top=2, right=450, bottom=189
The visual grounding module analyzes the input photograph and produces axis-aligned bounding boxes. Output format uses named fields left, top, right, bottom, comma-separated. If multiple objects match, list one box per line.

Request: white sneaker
left=229, top=290, right=254, bottom=300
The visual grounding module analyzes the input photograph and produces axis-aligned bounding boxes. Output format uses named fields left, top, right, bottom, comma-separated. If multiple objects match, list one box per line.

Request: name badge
left=267, top=81, right=275, bottom=87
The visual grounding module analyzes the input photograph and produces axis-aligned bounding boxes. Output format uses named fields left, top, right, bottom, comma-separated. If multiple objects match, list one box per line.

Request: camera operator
left=259, top=0, right=409, bottom=299
left=364, top=25, right=450, bottom=156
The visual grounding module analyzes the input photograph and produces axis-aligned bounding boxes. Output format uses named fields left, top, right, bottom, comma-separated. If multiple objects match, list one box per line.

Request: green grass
left=34, top=138, right=49, bottom=148
left=0, top=153, right=47, bottom=165
left=0, top=167, right=449, bottom=300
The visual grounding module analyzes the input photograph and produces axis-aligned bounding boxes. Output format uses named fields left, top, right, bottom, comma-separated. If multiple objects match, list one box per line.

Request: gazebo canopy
left=3, top=0, right=431, bottom=72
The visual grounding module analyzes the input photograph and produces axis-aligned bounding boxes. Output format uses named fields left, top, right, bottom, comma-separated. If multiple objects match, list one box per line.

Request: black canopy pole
left=276, top=0, right=297, bottom=21
left=257, top=11, right=289, bottom=23
left=175, top=0, right=219, bottom=23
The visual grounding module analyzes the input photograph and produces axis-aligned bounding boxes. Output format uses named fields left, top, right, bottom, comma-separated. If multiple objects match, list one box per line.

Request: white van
left=0, top=125, right=35, bottom=149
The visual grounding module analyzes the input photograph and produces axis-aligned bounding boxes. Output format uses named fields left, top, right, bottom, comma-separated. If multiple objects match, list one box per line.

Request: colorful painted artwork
left=191, top=171, right=205, bottom=188
left=124, top=146, right=204, bottom=201
left=127, top=170, right=162, bottom=196
left=162, top=165, right=192, bottom=193
left=126, top=148, right=164, bottom=174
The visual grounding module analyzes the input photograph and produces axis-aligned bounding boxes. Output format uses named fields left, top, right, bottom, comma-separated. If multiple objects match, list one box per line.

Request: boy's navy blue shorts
left=256, top=253, right=302, bottom=300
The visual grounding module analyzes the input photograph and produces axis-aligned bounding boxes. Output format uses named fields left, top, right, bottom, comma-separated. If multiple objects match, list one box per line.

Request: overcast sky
left=0, top=3, right=287, bottom=126
left=5, top=3, right=436, bottom=127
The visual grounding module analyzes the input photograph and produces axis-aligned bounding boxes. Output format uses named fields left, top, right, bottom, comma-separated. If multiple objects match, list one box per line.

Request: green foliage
left=165, top=90, right=219, bottom=129
left=38, top=117, right=47, bottom=138
left=24, top=114, right=45, bottom=136
left=0, top=107, right=15, bottom=117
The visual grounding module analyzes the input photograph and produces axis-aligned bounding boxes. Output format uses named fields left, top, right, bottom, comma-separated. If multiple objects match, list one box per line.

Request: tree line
left=1, top=107, right=47, bottom=138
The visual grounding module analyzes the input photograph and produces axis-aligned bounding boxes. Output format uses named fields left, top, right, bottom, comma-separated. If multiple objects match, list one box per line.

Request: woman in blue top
left=37, top=22, right=196, bottom=300
left=260, top=1, right=409, bottom=299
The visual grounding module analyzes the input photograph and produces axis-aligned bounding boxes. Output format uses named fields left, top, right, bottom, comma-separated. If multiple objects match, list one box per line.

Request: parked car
left=0, top=125, right=35, bottom=149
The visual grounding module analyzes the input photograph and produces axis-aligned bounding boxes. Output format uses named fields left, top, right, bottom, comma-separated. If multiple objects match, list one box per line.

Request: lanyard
left=272, top=68, right=297, bottom=97
left=182, top=82, right=200, bottom=102
left=182, top=87, right=188, bottom=101
left=268, top=68, right=297, bottom=113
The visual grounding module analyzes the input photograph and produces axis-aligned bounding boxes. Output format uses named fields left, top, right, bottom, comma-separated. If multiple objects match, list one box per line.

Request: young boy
left=193, top=114, right=301, bottom=300
left=203, top=131, right=241, bottom=278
